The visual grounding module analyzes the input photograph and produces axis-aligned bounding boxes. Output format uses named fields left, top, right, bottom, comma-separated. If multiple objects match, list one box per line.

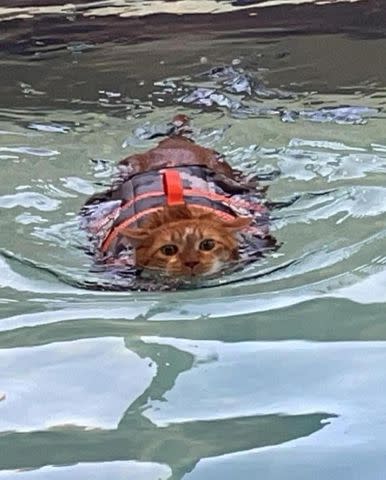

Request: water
left=1, top=1, right=386, bottom=478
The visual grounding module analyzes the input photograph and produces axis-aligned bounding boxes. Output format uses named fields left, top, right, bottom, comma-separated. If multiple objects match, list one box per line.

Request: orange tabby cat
left=122, top=205, right=250, bottom=277
left=83, top=115, right=272, bottom=280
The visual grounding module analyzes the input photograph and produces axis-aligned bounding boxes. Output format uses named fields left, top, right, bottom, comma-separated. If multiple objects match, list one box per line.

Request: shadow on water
left=0, top=339, right=334, bottom=478
left=0, top=413, right=332, bottom=478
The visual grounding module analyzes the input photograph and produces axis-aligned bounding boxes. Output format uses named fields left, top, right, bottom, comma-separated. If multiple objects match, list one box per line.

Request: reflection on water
left=0, top=462, right=172, bottom=480
left=1, top=0, right=386, bottom=479
left=0, top=338, right=155, bottom=431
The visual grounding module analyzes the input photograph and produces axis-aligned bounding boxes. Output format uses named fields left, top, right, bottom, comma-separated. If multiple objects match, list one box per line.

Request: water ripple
left=0, top=337, right=155, bottom=432
left=0, top=462, right=171, bottom=480
left=0, top=192, right=61, bottom=211
left=1, top=30, right=386, bottom=478
left=0, top=146, right=59, bottom=156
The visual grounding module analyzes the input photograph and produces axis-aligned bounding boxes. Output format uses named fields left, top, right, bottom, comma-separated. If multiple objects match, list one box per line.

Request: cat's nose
left=184, top=261, right=199, bottom=269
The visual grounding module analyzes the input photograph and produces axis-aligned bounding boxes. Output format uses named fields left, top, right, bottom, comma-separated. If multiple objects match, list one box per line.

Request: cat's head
left=122, top=206, right=250, bottom=277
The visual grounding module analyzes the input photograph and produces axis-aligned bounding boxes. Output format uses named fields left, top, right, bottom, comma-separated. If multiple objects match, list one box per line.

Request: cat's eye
left=160, top=244, right=178, bottom=256
left=199, top=239, right=216, bottom=251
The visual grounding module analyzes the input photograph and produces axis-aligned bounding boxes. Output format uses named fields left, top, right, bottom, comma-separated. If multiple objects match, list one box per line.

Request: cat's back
left=119, top=136, right=235, bottom=178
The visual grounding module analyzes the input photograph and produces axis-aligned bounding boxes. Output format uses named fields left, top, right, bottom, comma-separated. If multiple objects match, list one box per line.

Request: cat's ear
left=198, top=212, right=218, bottom=222
left=121, top=227, right=150, bottom=245
left=220, top=216, right=251, bottom=231
left=198, top=212, right=251, bottom=231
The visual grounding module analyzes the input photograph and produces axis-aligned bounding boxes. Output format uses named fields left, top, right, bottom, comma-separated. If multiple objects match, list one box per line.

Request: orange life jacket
left=84, top=165, right=266, bottom=257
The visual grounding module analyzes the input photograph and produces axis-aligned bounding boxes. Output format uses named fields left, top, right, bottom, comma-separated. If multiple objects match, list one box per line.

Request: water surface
left=1, top=1, right=386, bottom=479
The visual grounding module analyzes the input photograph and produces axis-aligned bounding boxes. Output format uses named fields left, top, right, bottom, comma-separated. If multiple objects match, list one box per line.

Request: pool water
left=1, top=1, right=386, bottom=479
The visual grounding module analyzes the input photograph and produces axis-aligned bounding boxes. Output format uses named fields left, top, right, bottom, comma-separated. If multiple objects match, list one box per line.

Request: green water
left=1, top=2, right=386, bottom=479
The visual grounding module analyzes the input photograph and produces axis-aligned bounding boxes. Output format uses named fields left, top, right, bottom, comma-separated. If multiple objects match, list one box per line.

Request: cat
left=82, top=115, right=273, bottom=279
left=122, top=204, right=250, bottom=277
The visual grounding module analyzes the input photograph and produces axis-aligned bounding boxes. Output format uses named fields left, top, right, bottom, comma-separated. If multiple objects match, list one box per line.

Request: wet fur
left=122, top=205, right=250, bottom=277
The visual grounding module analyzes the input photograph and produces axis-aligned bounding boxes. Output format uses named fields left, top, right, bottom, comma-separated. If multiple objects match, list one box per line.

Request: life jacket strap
left=162, top=169, right=185, bottom=206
